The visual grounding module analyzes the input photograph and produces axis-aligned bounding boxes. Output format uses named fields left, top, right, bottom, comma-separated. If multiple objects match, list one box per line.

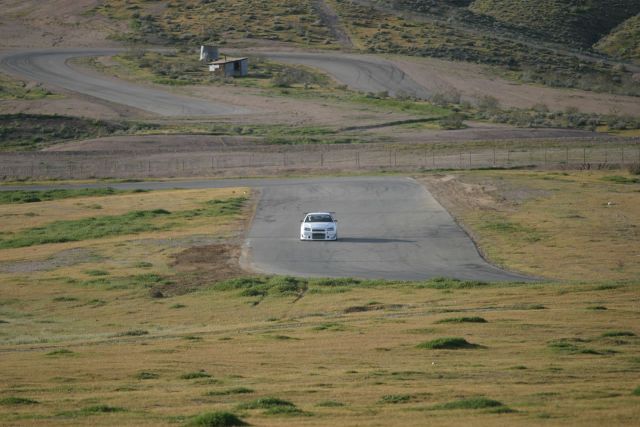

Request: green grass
left=185, top=411, right=248, bottom=427
left=416, top=337, right=481, bottom=350
left=81, top=405, right=126, bottom=414
left=435, top=316, right=488, bottom=324
left=0, top=197, right=246, bottom=249
left=601, top=331, right=636, bottom=338
left=0, top=397, right=39, bottom=405
left=46, top=349, right=75, bottom=356
left=380, top=394, right=413, bottom=404
left=114, top=329, right=148, bottom=337
left=431, top=397, right=508, bottom=411
left=180, top=371, right=211, bottom=380
left=237, top=397, right=296, bottom=410
left=134, top=371, right=159, bottom=380
left=0, top=114, right=155, bottom=151
left=205, top=387, right=254, bottom=396
left=633, top=386, right=640, bottom=396
left=0, top=74, right=55, bottom=100
left=0, top=188, right=135, bottom=204
left=601, top=175, right=640, bottom=184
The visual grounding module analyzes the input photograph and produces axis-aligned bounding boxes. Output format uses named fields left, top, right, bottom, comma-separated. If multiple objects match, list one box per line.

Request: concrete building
left=208, top=57, right=249, bottom=77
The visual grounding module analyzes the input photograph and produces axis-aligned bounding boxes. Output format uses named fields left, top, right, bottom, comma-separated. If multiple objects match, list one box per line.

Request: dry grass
left=1, top=277, right=639, bottom=426
left=1, top=176, right=639, bottom=425
left=421, top=170, right=640, bottom=282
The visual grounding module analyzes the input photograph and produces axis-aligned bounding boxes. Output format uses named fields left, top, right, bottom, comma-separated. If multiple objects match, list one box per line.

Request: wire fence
left=1, top=144, right=639, bottom=180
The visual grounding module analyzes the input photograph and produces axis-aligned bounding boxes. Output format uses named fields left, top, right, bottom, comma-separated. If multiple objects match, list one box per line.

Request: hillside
left=469, top=0, right=640, bottom=47
left=595, top=14, right=640, bottom=64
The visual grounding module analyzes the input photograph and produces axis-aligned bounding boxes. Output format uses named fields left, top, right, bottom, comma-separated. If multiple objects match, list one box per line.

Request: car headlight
left=304, top=227, right=311, bottom=231
left=326, top=227, right=334, bottom=231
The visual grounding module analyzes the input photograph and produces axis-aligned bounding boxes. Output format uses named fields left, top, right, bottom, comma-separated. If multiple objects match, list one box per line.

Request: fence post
left=394, top=150, right=397, bottom=167
left=566, top=147, right=569, bottom=165
left=621, top=147, right=624, bottom=165
left=493, top=146, right=496, bottom=166
left=468, top=151, right=471, bottom=168
left=320, top=152, right=324, bottom=167
left=544, top=147, right=547, bottom=167
left=583, top=147, right=586, bottom=164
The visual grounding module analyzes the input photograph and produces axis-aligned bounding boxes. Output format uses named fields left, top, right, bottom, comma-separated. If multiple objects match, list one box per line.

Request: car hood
left=303, top=222, right=336, bottom=229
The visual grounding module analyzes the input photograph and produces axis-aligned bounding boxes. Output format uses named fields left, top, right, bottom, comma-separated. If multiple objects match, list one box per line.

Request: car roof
left=305, top=212, right=334, bottom=216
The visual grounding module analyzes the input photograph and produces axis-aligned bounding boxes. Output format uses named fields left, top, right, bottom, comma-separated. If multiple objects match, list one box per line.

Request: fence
left=1, top=144, right=639, bottom=180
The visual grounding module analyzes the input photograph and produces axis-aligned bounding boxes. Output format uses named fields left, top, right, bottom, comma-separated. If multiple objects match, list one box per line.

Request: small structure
left=208, top=57, right=249, bottom=77
left=200, top=45, right=219, bottom=62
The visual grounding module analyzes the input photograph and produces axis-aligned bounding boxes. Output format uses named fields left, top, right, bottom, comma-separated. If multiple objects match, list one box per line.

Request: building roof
left=209, top=57, right=248, bottom=65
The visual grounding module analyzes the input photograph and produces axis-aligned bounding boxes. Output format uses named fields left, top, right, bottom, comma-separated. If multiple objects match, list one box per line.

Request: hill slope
left=595, top=14, right=640, bottom=64
left=469, top=0, right=640, bottom=47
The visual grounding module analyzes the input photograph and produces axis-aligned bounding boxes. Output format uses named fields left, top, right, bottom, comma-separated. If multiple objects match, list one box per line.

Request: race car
left=300, top=212, right=338, bottom=241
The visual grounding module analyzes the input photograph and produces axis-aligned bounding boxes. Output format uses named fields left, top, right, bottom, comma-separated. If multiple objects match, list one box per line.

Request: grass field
left=0, top=174, right=639, bottom=426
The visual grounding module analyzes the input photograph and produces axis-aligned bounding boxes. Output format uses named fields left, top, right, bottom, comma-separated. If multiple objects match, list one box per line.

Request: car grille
left=312, top=232, right=326, bottom=240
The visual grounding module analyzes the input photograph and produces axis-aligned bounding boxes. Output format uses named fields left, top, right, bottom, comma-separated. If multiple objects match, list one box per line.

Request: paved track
left=262, top=52, right=430, bottom=99
left=0, top=177, right=532, bottom=282
left=0, top=49, right=431, bottom=116
left=0, top=49, right=245, bottom=116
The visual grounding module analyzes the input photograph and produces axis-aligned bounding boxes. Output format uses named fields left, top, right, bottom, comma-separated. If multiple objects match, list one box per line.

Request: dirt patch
left=395, top=56, right=640, bottom=116
left=148, top=243, right=246, bottom=297
left=0, top=247, right=100, bottom=273
left=420, top=173, right=549, bottom=214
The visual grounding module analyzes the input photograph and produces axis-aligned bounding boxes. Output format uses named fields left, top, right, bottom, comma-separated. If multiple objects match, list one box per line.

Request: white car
left=300, top=212, right=338, bottom=241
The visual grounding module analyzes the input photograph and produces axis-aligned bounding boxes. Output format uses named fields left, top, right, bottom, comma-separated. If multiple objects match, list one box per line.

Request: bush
left=417, top=337, right=480, bottom=349
left=435, top=316, right=487, bottom=324
left=431, top=397, right=507, bottom=410
left=186, top=411, right=248, bottom=427
left=627, top=163, right=640, bottom=175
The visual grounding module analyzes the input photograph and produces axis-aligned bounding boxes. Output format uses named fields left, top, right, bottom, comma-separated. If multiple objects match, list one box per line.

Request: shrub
left=114, top=329, right=148, bottom=337
left=627, top=163, right=640, bottom=175
left=431, top=397, right=506, bottom=410
left=186, top=412, right=248, bottom=427
left=46, top=349, right=75, bottom=356
left=238, top=397, right=295, bottom=409
left=380, top=394, right=413, bottom=404
left=0, top=397, right=38, bottom=405
left=206, top=387, right=254, bottom=396
left=135, top=371, right=159, bottom=380
left=633, top=386, right=640, bottom=396
left=601, top=331, right=635, bottom=338
left=181, top=371, right=211, bottom=379
left=435, top=316, right=487, bottom=324
left=416, top=337, right=480, bottom=350
left=81, top=405, right=125, bottom=413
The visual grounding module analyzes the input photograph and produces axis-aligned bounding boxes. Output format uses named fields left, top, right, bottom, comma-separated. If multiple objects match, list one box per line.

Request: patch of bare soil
left=395, top=56, right=640, bottom=116
left=0, top=248, right=99, bottom=273
left=420, top=173, right=547, bottom=215
left=312, top=0, right=353, bottom=48
left=0, top=0, right=120, bottom=48
left=150, top=243, right=245, bottom=297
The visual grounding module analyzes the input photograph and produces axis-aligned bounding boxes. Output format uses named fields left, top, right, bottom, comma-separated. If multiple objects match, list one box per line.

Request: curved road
left=0, top=48, right=430, bottom=116
left=0, top=49, right=246, bottom=116
left=259, top=52, right=430, bottom=99
left=0, top=176, right=532, bottom=282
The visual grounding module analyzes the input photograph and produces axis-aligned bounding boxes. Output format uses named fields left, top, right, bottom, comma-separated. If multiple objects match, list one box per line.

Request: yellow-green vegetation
left=96, top=0, right=338, bottom=47
left=333, top=0, right=640, bottom=96
left=1, top=269, right=639, bottom=424
left=0, top=74, right=57, bottom=101
left=1, top=177, right=639, bottom=425
left=422, top=170, right=640, bottom=281
left=470, top=0, right=640, bottom=47
left=0, top=114, right=159, bottom=152
left=595, top=14, right=640, bottom=64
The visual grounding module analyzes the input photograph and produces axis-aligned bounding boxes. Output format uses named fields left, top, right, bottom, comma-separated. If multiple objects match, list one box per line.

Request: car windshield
left=306, top=214, right=333, bottom=223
